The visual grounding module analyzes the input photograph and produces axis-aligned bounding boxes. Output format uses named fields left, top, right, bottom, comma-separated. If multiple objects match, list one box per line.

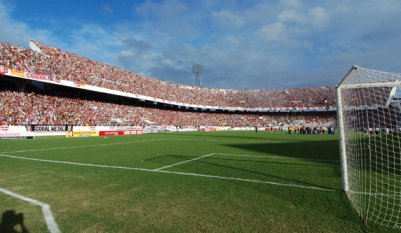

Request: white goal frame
left=337, top=65, right=401, bottom=228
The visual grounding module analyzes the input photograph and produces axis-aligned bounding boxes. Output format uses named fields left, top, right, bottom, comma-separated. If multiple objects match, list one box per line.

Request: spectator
left=0, top=40, right=336, bottom=110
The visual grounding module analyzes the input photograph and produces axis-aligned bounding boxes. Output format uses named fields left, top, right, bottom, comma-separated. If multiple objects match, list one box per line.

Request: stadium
left=1, top=1, right=401, bottom=233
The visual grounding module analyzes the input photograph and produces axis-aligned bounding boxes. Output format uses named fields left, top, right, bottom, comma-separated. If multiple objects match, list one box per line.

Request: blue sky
left=1, top=0, right=401, bottom=89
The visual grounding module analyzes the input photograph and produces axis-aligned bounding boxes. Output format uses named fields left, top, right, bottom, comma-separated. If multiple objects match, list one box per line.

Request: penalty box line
left=153, top=152, right=339, bottom=172
left=0, top=153, right=338, bottom=192
left=152, top=152, right=338, bottom=172
left=153, top=153, right=215, bottom=171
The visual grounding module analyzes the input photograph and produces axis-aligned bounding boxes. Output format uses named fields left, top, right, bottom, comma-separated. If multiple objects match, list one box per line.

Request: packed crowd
left=0, top=41, right=336, bottom=108
left=288, top=125, right=335, bottom=135
left=0, top=90, right=336, bottom=127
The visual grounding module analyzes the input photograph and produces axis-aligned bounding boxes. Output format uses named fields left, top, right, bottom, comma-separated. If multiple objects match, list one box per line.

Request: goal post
left=337, top=65, right=401, bottom=228
left=336, top=84, right=349, bottom=193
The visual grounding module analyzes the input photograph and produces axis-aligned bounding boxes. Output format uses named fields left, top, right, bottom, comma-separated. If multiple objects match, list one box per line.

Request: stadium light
left=192, top=64, right=203, bottom=87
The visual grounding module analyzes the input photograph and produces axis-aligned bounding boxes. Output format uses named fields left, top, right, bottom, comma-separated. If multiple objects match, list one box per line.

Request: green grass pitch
left=0, top=131, right=399, bottom=232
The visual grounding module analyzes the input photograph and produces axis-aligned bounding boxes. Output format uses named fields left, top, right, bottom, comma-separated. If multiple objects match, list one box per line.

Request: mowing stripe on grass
left=215, top=153, right=340, bottom=163
left=0, top=153, right=337, bottom=192
left=4, top=138, right=277, bottom=154
left=0, top=187, right=61, bottom=233
left=5, top=139, right=159, bottom=154
left=153, top=153, right=215, bottom=171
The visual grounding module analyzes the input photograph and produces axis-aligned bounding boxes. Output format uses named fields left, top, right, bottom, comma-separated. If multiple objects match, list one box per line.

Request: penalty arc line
left=0, top=187, right=61, bottom=233
left=0, top=153, right=337, bottom=192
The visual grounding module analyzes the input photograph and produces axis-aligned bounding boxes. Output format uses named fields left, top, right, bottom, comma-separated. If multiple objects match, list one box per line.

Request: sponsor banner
left=32, top=125, right=67, bottom=132
left=230, top=127, right=259, bottom=131
left=73, top=126, right=98, bottom=132
left=99, top=130, right=143, bottom=136
left=0, top=136, right=34, bottom=140
left=200, top=127, right=230, bottom=132
left=26, top=72, right=47, bottom=81
left=134, top=130, right=143, bottom=135
left=70, top=131, right=99, bottom=137
left=0, top=126, right=34, bottom=139
left=73, top=126, right=142, bottom=132
left=215, top=127, right=231, bottom=131
left=66, top=128, right=143, bottom=138
left=25, top=72, right=61, bottom=84
left=99, top=131, right=124, bottom=136
left=9, top=69, right=25, bottom=78
left=264, top=127, right=280, bottom=131
left=0, top=132, right=23, bottom=137
left=0, top=126, right=10, bottom=131
left=108, top=126, right=143, bottom=131
left=74, top=82, right=86, bottom=88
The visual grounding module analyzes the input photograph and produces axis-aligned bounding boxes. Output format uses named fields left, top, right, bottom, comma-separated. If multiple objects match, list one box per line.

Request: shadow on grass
left=168, top=131, right=339, bottom=143
left=225, top=140, right=340, bottom=163
left=0, top=210, right=30, bottom=233
left=142, top=154, right=171, bottom=162
left=154, top=154, right=338, bottom=190
left=165, top=154, right=339, bottom=168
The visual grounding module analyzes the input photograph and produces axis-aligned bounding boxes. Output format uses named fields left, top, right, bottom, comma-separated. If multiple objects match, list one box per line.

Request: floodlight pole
left=192, top=64, right=203, bottom=87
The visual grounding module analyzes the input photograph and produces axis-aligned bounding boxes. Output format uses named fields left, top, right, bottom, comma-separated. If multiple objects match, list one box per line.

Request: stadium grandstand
left=2, top=1, right=401, bottom=231
left=0, top=40, right=336, bottom=130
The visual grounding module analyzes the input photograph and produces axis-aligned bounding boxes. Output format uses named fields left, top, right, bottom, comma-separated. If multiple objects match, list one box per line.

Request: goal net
left=337, top=65, right=401, bottom=228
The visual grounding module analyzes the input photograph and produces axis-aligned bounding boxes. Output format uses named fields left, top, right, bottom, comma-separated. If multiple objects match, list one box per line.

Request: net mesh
left=338, top=66, right=401, bottom=228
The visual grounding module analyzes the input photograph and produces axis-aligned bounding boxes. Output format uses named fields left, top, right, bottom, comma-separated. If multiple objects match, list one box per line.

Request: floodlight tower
left=192, top=64, right=203, bottom=87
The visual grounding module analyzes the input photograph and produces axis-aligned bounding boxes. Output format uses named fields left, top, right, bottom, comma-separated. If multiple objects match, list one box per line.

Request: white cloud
left=1, top=0, right=401, bottom=89
left=308, top=6, right=329, bottom=28
left=211, top=10, right=244, bottom=29
left=277, top=6, right=329, bottom=29
left=278, top=9, right=306, bottom=25
left=0, top=3, right=44, bottom=46
left=255, top=22, right=287, bottom=42
left=222, top=35, right=242, bottom=48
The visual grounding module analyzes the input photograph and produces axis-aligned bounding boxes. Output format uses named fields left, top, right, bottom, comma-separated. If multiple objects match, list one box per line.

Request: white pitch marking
left=214, top=153, right=340, bottom=163
left=156, top=169, right=337, bottom=192
left=0, top=153, right=150, bottom=172
left=0, top=187, right=61, bottom=233
left=153, top=153, right=215, bottom=171
left=0, top=153, right=337, bottom=192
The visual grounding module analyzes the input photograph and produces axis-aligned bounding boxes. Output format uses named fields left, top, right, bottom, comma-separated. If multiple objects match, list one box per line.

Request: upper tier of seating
left=0, top=41, right=335, bottom=109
